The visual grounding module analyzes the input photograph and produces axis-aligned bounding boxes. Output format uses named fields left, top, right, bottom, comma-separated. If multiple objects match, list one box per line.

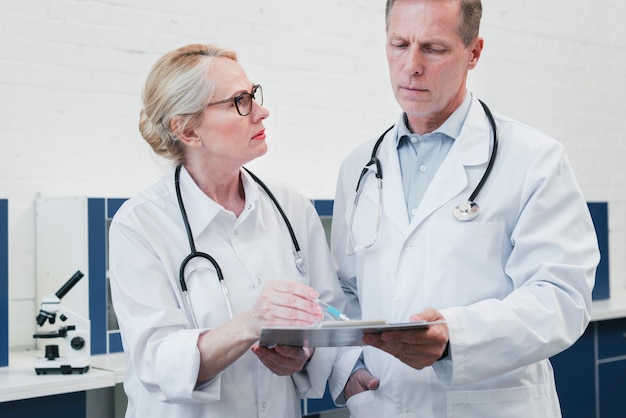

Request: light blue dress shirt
left=396, top=93, right=472, bottom=220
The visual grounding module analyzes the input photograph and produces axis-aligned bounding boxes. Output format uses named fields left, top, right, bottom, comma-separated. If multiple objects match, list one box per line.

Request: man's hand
left=362, top=308, right=449, bottom=370
left=344, top=368, right=380, bottom=400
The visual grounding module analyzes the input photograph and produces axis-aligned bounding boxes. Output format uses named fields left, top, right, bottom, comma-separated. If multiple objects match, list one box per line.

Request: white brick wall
left=1, top=0, right=624, bottom=349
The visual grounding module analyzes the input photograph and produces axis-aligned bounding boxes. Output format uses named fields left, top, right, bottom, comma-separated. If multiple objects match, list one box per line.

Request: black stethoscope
left=174, top=165, right=305, bottom=327
left=345, top=99, right=498, bottom=255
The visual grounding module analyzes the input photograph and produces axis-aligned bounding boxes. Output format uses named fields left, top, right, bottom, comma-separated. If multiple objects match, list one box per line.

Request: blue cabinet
left=551, top=325, right=595, bottom=417
left=552, top=318, right=626, bottom=418
left=1, top=199, right=8, bottom=367
left=597, top=319, right=626, bottom=418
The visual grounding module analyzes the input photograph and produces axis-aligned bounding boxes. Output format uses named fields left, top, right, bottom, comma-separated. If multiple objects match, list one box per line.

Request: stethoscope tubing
left=346, top=99, right=498, bottom=254
left=174, top=165, right=303, bottom=327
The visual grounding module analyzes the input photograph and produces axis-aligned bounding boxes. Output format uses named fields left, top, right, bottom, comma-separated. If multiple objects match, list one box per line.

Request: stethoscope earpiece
left=453, top=201, right=480, bottom=221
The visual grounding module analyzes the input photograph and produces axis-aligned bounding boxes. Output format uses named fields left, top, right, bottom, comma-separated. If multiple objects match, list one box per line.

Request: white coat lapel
left=408, top=98, right=493, bottom=228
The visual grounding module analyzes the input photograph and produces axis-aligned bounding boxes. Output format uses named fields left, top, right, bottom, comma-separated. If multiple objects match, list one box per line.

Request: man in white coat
left=330, top=0, right=600, bottom=416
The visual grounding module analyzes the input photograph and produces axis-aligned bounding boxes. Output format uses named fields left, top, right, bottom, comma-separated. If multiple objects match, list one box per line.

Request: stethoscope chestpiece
left=453, top=201, right=479, bottom=221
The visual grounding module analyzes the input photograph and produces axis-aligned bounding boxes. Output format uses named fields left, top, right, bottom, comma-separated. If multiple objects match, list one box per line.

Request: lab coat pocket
left=446, top=384, right=551, bottom=418
left=346, top=389, right=376, bottom=418
left=426, top=221, right=506, bottom=305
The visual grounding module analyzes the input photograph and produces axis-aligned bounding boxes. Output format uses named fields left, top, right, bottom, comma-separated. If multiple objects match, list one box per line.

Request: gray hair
left=385, top=0, right=482, bottom=47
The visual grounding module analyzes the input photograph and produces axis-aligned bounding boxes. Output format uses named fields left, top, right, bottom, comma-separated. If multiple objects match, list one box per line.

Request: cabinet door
left=597, top=318, right=626, bottom=418
left=550, top=325, right=595, bottom=418
left=598, top=358, right=626, bottom=418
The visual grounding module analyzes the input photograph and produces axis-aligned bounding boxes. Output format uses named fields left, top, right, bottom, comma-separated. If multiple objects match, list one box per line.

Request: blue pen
left=315, top=299, right=350, bottom=321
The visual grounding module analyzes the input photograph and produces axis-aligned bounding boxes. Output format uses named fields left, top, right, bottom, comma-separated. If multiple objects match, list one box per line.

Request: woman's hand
left=251, top=345, right=314, bottom=376
left=247, top=280, right=324, bottom=335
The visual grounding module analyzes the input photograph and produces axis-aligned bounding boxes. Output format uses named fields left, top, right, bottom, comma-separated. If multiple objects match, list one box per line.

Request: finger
left=268, top=280, right=319, bottom=300
left=259, top=283, right=323, bottom=323
left=273, top=345, right=307, bottom=360
left=410, top=307, right=445, bottom=322
left=253, top=346, right=304, bottom=375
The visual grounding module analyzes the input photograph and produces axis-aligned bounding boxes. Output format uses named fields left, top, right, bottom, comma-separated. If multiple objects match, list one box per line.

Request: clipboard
left=259, top=320, right=445, bottom=348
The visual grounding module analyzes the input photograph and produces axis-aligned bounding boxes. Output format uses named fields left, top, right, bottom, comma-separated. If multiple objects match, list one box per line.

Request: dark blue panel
left=0, top=199, right=8, bottom=367
left=313, top=200, right=334, bottom=217
left=88, top=198, right=107, bottom=355
left=106, top=198, right=127, bottom=219
left=598, top=358, right=626, bottom=418
left=587, top=202, right=609, bottom=300
left=108, top=331, right=124, bottom=353
left=550, top=324, right=595, bottom=418
left=304, top=384, right=342, bottom=415
left=597, top=318, right=626, bottom=360
left=0, top=391, right=86, bottom=418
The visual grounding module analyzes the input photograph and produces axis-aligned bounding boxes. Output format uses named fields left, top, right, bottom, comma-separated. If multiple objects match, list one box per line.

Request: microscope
left=33, top=270, right=91, bottom=375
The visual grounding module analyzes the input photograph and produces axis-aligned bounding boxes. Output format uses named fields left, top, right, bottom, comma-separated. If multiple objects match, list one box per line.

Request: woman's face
left=185, top=57, right=269, bottom=172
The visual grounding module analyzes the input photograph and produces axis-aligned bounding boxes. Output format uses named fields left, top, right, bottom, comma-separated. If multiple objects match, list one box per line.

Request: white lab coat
left=109, top=167, right=355, bottom=418
left=330, top=96, right=599, bottom=418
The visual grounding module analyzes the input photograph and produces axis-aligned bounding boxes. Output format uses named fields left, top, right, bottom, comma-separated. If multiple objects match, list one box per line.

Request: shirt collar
left=396, top=92, right=473, bottom=147
left=177, top=166, right=260, bottom=239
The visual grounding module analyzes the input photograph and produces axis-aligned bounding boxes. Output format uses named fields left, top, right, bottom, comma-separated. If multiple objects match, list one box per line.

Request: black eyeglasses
left=205, top=84, right=263, bottom=116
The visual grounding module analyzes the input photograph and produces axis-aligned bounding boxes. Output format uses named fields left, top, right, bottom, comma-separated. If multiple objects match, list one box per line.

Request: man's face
left=386, top=0, right=482, bottom=133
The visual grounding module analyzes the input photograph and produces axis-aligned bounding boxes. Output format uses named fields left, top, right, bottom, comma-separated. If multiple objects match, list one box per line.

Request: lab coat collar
left=362, top=96, right=493, bottom=232
left=175, top=166, right=261, bottom=240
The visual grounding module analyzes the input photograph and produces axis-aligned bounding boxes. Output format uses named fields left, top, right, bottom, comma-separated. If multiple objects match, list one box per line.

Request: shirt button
left=233, top=229, right=238, bottom=235
left=404, top=245, right=412, bottom=251
left=410, top=136, right=418, bottom=144
left=257, top=278, right=262, bottom=285
left=419, top=165, right=427, bottom=172
left=260, top=402, right=267, bottom=410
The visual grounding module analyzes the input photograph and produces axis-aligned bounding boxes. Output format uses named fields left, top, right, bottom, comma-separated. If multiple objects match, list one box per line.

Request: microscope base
left=34, top=357, right=90, bottom=375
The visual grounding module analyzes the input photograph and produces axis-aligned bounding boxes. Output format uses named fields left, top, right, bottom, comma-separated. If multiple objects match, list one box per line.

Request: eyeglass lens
left=235, top=85, right=263, bottom=116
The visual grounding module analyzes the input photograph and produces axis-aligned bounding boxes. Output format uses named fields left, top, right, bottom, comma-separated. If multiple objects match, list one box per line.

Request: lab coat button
left=260, top=402, right=267, bottom=410
left=233, top=229, right=238, bottom=235
left=257, top=278, right=262, bottom=285
left=419, top=165, right=427, bottom=172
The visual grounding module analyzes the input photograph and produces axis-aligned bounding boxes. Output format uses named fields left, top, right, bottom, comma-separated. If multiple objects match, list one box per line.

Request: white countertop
left=0, top=350, right=115, bottom=402
left=90, top=352, right=126, bottom=383
left=591, top=288, right=626, bottom=322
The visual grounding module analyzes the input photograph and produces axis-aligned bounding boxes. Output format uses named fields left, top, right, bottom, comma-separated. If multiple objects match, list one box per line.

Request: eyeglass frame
left=205, top=84, right=263, bottom=116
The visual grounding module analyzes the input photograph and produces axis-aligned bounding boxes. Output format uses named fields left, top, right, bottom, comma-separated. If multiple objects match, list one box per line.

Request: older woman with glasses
left=108, top=43, right=353, bottom=418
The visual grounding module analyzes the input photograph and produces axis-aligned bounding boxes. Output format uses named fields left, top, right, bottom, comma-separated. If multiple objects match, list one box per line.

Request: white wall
left=1, top=0, right=624, bottom=350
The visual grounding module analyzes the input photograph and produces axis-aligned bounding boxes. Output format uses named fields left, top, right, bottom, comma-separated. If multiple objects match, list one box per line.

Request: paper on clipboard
left=259, top=320, right=445, bottom=348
